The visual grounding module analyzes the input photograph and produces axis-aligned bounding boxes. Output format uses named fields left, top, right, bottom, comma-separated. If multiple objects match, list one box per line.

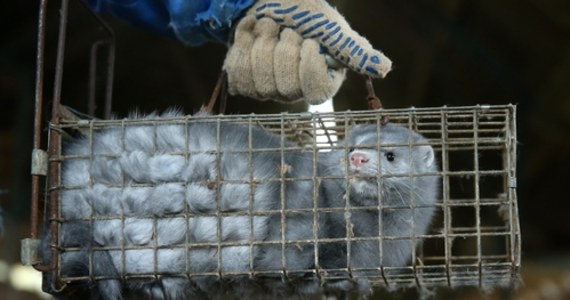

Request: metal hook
left=201, top=71, right=228, bottom=114
left=365, top=76, right=389, bottom=124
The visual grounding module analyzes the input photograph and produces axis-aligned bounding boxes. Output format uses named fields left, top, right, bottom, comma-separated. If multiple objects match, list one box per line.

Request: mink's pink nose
left=350, top=153, right=369, bottom=167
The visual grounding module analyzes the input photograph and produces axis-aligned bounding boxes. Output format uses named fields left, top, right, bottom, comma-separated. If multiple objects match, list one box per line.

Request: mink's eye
left=348, top=147, right=355, bottom=153
left=385, top=152, right=395, bottom=162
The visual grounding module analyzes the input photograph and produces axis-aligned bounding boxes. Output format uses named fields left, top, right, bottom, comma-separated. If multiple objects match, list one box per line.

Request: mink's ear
left=421, top=145, right=435, bottom=167
left=346, top=124, right=364, bottom=136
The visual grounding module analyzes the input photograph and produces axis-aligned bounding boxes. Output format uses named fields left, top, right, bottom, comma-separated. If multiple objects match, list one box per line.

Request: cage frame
left=29, top=0, right=116, bottom=275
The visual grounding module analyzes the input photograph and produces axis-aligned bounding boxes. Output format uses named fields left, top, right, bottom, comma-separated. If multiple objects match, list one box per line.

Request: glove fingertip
left=236, top=15, right=257, bottom=32
left=279, top=28, right=303, bottom=45
left=253, top=17, right=280, bottom=37
left=364, top=50, right=392, bottom=78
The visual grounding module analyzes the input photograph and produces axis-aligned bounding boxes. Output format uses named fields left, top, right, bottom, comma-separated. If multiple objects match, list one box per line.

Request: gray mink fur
left=41, top=110, right=439, bottom=299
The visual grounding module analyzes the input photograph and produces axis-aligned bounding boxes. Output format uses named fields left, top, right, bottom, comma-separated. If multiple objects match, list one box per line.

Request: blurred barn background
left=1, top=0, right=569, bottom=299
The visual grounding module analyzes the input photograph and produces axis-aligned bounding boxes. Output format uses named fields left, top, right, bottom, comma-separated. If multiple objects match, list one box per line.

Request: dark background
left=1, top=0, right=569, bottom=299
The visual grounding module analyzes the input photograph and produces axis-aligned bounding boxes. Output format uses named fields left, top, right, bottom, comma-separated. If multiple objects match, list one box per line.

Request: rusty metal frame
left=30, top=0, right=116, bottom=282
left=86, top=2, right=116, bottom=119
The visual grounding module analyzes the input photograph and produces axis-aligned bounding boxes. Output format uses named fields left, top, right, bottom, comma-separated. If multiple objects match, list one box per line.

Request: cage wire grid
left=38, top=105, right=520, bottom=292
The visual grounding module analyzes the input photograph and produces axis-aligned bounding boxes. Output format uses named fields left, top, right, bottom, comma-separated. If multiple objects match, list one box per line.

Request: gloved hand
left=223, top=16, right=346, bottom=104
left=87, top=0, right=392, bottom=105
left=223, top=0, right=392, bottom=105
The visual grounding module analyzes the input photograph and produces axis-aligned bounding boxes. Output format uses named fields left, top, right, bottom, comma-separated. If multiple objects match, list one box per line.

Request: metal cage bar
left=28, top=0, right=117, bottom=279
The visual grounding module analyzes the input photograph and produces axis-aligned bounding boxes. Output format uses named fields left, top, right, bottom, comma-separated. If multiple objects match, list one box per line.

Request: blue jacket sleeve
left=87, top=0, right=256, bottom=46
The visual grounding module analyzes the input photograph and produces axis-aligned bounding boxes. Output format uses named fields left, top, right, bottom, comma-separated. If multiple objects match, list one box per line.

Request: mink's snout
left=350, top=152, right=370, bottom=167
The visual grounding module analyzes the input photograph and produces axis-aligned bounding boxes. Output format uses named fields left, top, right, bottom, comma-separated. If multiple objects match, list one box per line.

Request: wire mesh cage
left=32, top=105, right=520, bottom=296
left=25, top=0, right=521, bottom=298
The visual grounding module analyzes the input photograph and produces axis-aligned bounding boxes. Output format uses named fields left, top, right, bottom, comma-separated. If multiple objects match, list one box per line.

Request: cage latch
left=509, top=177, right=517, bottom=189
left=21, top=238, right=42, bottom=265
left=31, top=149, right=48, bottom=176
